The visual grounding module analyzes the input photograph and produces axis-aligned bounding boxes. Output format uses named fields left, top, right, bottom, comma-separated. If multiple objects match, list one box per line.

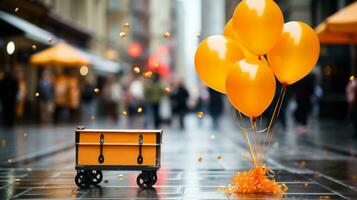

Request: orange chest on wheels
left=74, top=126, right=163, bottom=189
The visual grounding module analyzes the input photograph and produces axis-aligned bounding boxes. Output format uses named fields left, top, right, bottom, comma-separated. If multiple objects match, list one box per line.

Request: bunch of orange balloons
left=195, top=0, right=320, bottom=118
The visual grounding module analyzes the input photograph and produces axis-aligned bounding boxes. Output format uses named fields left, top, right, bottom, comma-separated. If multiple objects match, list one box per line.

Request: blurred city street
left=1, top=0, right=357, bottom=199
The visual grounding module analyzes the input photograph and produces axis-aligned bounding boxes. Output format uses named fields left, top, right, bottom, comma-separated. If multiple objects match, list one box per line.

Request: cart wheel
left=137, top=173, right=153, bottom=189
left=91, top=170, right=103, bottom=185
left=149, top=171, right=157, bottom=185
left=75, top=171, right=91, bottom=189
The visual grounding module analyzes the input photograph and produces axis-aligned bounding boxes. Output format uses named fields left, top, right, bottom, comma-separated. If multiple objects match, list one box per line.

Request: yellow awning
left=30, top=42, right=90, bottom=66
left=316, top=2, right=357, bottom=44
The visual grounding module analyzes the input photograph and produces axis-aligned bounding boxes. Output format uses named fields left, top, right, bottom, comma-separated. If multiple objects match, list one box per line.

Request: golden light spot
left=117, top=174, right=124, bottom=180
left=48, top=38, right=53, bottom=43
left=164, top=87, right=171, bottom=93
left=8, top=159, right=12, bottom=164
left=137, top=107, right=143, bottom=113
left=123, top=22, right=130, bottom=29
left=32, top=45, right=37, bottom=50
left=23, top=133, right=27, bottom=137
left=91, top=115, right=96, bottom=120
left=35, top=92, right=39, bottom=97
left=122, top=111, right=128, bottom=116
left=94, top=88, right=100, bottom=93
left=163, top=32, right=170, bottom=38
left=143, top=71, right=152, bottom=78
left=154, top=63, right=159, bottom=68
left=197, top=111, right=204, bottom=118
left=299, top=161, right=306, bottom=168
left=216, top=185, right=226, bottom=192
left=15, top=178, right=21, bottom=182
left=319, top=196, right=330, bottom=200
left=80, top=66, right=89, bottom=76
left=304, top=183, right=309, bottom=188
left=216, top=154, right=222, bottom=160
left=119, top=32, right=126, bottom=38
left=197, top=156, right=203, bottom=162
left=133, top=67, right=140, bottom=74
left=14, top=7, right=19, bottom=12
left=350, top=75, right=355, bottom=81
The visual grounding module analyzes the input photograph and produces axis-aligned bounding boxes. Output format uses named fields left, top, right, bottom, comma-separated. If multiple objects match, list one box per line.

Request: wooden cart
left=74, top=126, right=162, bottom=189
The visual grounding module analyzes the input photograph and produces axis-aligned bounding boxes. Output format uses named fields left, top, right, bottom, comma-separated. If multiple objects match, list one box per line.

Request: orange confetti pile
left=226, top=166, right=288, bottom=194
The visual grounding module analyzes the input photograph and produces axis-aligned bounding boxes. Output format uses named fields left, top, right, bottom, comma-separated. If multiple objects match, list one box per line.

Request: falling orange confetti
left=133, top=67, right=140, bottom=74
left=304, top=183, right=309, bottom=188
left=14, top=7, right=19, bottom=12
left=163, top=32, right=170, bottom=38
left=350, top=75, right=355, bottom=81
left=137, top=107, right=143, bottom=113
left=197, top=111, right=204, bottom=118
left=32, top=45, right=37, bottom=50
left=299, top=161, right=306, bottom=168
left=154, top=63, right=159, bottom=68
left=164, top=87, right=171, bottom=93
left=48, top=38, right=53, bottom=43
left=120, top=32, right=126, bottom=38
left=15, top=178, right=21, bottom=182
left=94, top=88, right=100, bottom=93
left=123, top=22, right=130, bottom=29
left=122, top=111, right=128, bottom=116
left=91, top=115, right=96, bottom=120
left=144, top=71, right=152, bottom=78
left=226, top=166, right=288, bottom=194
left=35, top=92, right=39, bottom=97
left=197, top=156, right=203, bottom=162
left=216, top=154, right=222, bottom=160
left=23, top=133, right=27, bottom=137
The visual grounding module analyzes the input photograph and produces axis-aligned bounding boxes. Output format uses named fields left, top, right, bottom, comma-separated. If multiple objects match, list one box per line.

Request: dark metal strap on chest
left=137, top=134, right=143, bottom=164
left=98, top=133, right=104, bottom=163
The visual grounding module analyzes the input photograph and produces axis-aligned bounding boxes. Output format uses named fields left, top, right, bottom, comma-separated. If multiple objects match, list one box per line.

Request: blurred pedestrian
left=170, top=80, right=189, bottom=130
left=292, top=74, right=316, bottom=134
left=102, top=76, right=122, bottom=122
left=0, top=70, right=19, bottom=126
left=37, top=70, right=54, bottom=123
left=81, top=76, right=96, bottom=121
left=15, top=68, right=27, bottom=120
left=208, top=88, right=224, bottom=129
left=128, top=77, right=145, bottom=127
left=145, top=74, right=164, bottom=129
left=346, top=76, right=357, bottom=136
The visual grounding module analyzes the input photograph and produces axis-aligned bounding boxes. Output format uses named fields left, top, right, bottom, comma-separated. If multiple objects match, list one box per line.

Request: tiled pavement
left=0, top=115, right=357, bottom=199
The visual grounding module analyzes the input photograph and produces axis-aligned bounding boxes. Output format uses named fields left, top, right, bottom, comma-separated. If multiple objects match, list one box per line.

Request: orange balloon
left=195, top=35, right=244, bottom=94
left=223, top=19, right=257, bottom=59
left=267, top=21, right=320, bottom=85
left=226, top=58, right=276, bottom=117
left=232, top=0, right=284, bottom=56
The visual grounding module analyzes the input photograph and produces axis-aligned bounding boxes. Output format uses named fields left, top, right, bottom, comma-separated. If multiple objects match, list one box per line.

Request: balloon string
left=263, top=86, right=287, bottom=157
left=231, top=109, right=257, bottom=167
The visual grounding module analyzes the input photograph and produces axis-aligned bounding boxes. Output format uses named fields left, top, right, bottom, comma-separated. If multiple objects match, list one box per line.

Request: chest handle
left=98, top=133, right=104, bottom=164
left=137, top=134, right=143, bottom=164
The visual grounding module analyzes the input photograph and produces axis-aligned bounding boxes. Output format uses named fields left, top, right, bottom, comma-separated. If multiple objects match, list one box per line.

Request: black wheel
left=137, top=173, right=153, bottom=189
left=91, top=170, right=103, bottom=185
left=150, top=171, right=157, bottom=185
left=75, top=171, right=91, bottom=189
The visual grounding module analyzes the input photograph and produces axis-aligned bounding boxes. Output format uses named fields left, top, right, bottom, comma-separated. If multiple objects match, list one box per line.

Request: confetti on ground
left=117, top=174, right=124, bottom=180
left=133, top=67, right=140, bottom=74
left=94, top=88, right=100, bottom=93
left=120, top=32, right=126, bottom=38
left=14, top=7, right=19, bottom=12
left=137, top=107, right=143, bottom=113
left=144, top=71, right=152, bottom=78
left=123, top=22, right=130, bottom=29
left=216, top=185, right=226, bottom=192
left=197, top=156, right=203, bottom=162
left=197, top=111, right=204, bottom=118
left=32, top=45, right=37, bottom=50
left=35, top=92, right=39, bottom=97
left=226, top=166, right=288, bottom=194
left=216, top=155, right=222, bottom=160
left=122, top=111, right=128, bottom=116
left=163, top=32, right=170, bottom=38
left=48, top=38, right=53, bottom=43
